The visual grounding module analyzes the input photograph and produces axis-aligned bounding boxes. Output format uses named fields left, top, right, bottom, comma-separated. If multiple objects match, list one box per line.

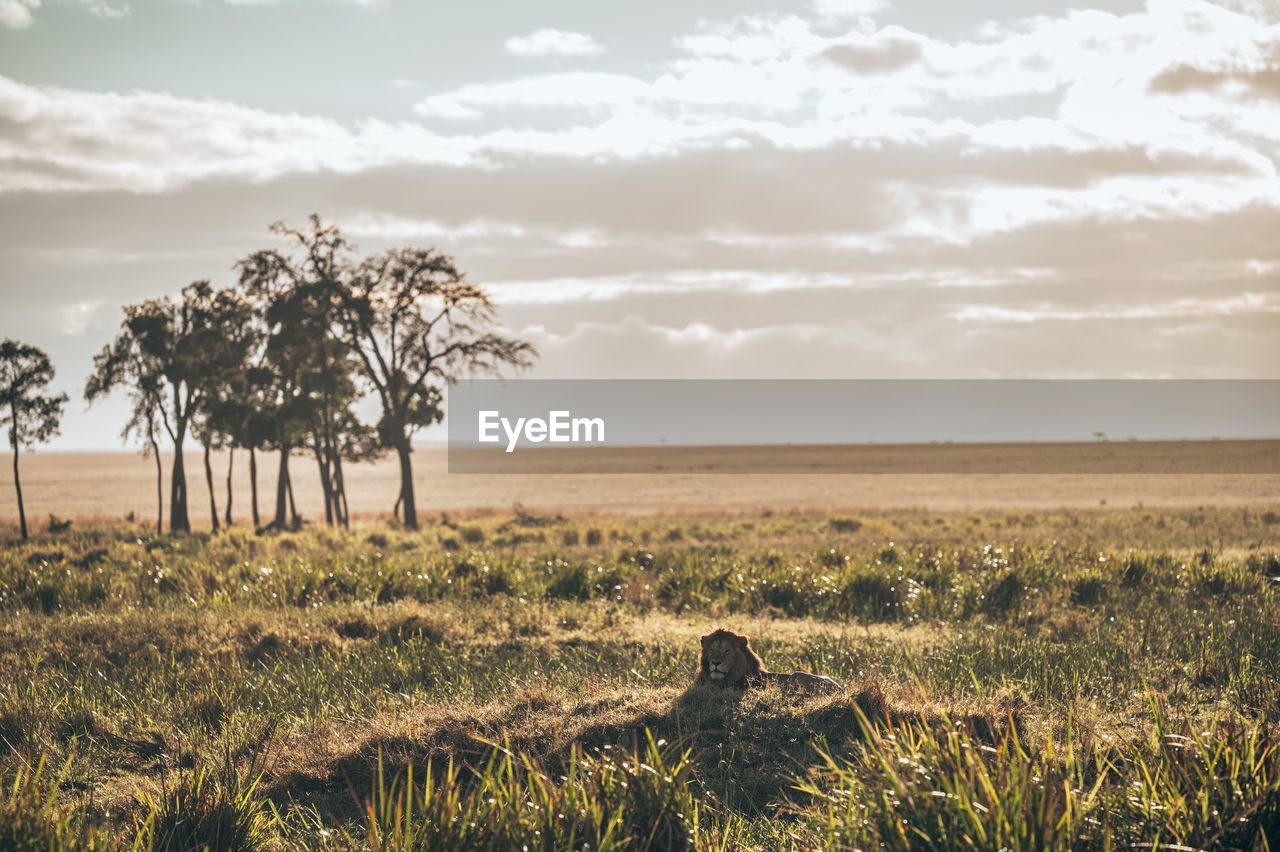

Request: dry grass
left=3, top=448, right=1280, bottom=527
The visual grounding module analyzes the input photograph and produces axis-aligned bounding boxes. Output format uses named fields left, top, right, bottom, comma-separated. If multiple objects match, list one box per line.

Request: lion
left=693, top=628, right=842, bottom=694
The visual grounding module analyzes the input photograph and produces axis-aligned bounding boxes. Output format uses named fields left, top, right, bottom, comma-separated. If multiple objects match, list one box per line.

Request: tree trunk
left=320, top=380, right=336, bottom=526
left=395, top=439, right=418, bottom=530
left=11, top=412, right=26, bottom=540
left=224, top=447, right=234, bottom=527
left=287, top=473, right=299, bottom=528
left=249, top=446, right=260, bottom=529
left=170, top=421, right=190, bottom=533
left=333, top=453, right=349, bottom=528
left=203, top=440, right=219, bottom=532
left=313, top=442, right=334, bottom=526
left=147, top=417, right=162, bottom=533
left=274, top=446, right=290, bottom=528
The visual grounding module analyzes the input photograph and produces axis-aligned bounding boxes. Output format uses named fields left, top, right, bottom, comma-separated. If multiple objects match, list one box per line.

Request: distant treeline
left=3, top=215, right=533, bottom=537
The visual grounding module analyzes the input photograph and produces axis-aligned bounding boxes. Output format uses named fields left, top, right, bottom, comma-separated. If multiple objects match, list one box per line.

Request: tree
left=190, top=287, right=255, bottom=532
left=300, top=350, right=377, bottom=528
left=342, top=247, right=535, bottom=530
left=204, top=367, right=261, bottom=529
left=118, top=369, right=166, bottom=532
left=87, top=281, right=248, bottom=533
left=1, top=340, right=68, bottom=540
left=237, top=217, right=379, bottom=528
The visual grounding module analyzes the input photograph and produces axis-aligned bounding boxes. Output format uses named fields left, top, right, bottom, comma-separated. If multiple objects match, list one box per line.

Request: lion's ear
left=737, top=635, right=750, bottom=650
left=700, top=634, right=711, bottom=648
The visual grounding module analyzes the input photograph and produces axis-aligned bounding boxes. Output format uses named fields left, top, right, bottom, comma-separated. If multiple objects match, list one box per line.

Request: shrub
left=983, top=570, right=1023, bottom=616
left=1070, top=573, right=1107, bottom=607
left=547, top=563, right=591, bottom=601
left=840, top=571, right=901, bottom=622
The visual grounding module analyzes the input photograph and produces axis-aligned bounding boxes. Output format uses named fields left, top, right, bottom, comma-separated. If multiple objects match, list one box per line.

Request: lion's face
left=698, top=628, right=763, bottom=687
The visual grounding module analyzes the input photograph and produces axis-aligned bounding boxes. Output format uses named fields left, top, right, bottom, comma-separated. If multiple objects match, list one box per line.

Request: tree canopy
left=2, top=339, right=69, bottom=539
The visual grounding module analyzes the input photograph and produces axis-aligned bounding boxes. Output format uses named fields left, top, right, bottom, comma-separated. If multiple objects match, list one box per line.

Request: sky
left=0, top=0, right=1277, bottom=450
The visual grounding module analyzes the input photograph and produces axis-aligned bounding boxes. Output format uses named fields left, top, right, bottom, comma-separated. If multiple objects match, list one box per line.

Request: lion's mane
left=694, top=627, right=766, bottom=688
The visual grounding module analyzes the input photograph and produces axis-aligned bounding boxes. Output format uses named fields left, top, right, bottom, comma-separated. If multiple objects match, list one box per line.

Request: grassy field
left=2, top=506, right=1279, bottom=849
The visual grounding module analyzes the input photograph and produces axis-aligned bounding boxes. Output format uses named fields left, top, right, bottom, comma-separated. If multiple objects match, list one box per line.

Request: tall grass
left=799, top=701, right=1280, bottom=851
left=325, top=732, right=723, bottom=852
left=1, top=754, right=109, bottom=850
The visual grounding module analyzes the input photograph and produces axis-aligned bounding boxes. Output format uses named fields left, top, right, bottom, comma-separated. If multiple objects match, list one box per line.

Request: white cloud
left=952, top=292, right=1278, bottom=324
left=58, top=299, right=104, bottom=335
left=0, top=75, right=475, bottom=191
left=504, top=28, right=604, bottom=59
left=0, top=0, right=38, bottom=29
left=415, top=72, right=647, bottom=120
left=809, top=0, right=885, bottom=29
left=84, top=0, right=128, bottom=18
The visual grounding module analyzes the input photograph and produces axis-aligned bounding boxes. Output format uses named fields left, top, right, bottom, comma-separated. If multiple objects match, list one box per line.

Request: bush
left=840, top=571, right=901, bottom=622
left=547, top=563, right=591, bottom=601
left=1070, top=573, right=1107, bottom=607
left=983, top=570, right=1023, bottom=616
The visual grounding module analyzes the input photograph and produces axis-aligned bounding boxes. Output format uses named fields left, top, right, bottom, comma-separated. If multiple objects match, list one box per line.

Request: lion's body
left=694, top=628, right=842, bottom=695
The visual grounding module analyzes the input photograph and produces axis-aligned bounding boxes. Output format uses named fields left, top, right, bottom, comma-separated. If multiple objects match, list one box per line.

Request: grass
left=0, top=505, right=1278, bottom=849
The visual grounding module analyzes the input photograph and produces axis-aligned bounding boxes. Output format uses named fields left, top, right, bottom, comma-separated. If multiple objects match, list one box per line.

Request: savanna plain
left=3, top=490, right=1280, bottom=849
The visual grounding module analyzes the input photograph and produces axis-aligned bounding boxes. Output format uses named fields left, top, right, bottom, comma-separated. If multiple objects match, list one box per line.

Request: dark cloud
left=822, top=37, right=923, bottom=74
left=1149, top=48, right=1280, bottom=100
left=924, top=204, right=1280, bottom=274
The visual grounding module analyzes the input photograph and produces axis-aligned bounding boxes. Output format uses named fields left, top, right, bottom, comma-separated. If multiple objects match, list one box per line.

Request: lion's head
left=695, top=628, right=766, bottom=688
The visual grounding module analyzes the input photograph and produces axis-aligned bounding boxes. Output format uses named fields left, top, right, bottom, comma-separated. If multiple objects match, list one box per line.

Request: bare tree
left=1, top=340, right=69, bottom=540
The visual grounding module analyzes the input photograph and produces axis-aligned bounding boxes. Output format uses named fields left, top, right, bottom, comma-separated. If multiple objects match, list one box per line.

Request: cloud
left=84, top=0, right=128, bottom=19
left=0, top=0, right=38, bottom=29
left=1149, top=52, right=1280, bottom=100
left=2, top=0, right=1279, bottom=391
left=809, top=0, right=886, bottom=28
left=415, top=72, right=647, bottom=121
left=0, top=75, right=475, bottom=192
left=504, top=28, right=604, bottom=59
left=822, top=31, right=924, bottom=74
left=57, top=299, right=105, bottom=335
left=951, top=292, right=1278, bottom=324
